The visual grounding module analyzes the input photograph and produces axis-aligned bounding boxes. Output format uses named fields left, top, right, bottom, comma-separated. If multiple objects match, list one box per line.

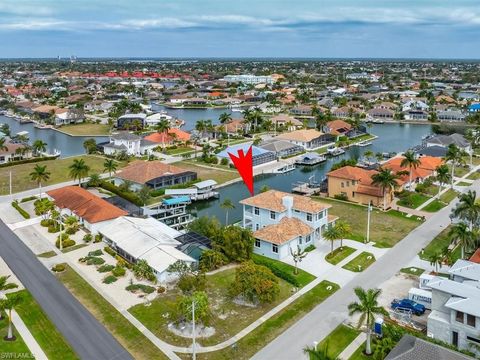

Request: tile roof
left=326, top=119, right=352, bottom=135
left=240, top=189, right=330, bottom=213
left=144, top=128, right=191, bottom=143
left=253, top=217, right=313, bottom=245
left=116, top=160, right=190, bottom=184
left=383, top=156, right=443, bottom=181
left=327, top=166, right=377, bottom=185
left=469, top=248, right=480, bottom=264
left=47, top=186, right=127, bottom=223
left=277, top=129, right=324, bottom=142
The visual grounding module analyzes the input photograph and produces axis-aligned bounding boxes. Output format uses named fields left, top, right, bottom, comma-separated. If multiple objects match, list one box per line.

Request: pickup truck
left=391, top=299, right=426, bottom=316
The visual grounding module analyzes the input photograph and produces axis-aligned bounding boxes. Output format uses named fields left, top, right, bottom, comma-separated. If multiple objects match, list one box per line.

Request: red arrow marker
left=228, top=146, right=254, bottom=195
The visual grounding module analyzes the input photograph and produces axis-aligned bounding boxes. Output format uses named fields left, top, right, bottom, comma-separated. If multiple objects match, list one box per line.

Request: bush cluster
left=97, top=264, right=115, bottom=273
left=103, top=275, right=117, bottom=284
left=51, top=263, right=66, bottom=272
left=83, top=234, right=93, bottom=243
left=55, top=237, right=75, bottom=249
left=11, top=201, right=30, bottom=219
left=80, top=256, right=105, bottom=266
left=99, top=181, right=143, bottom=206
left=88, top=249, right=103, bottom=257
left=104, top=246, right=116, bottom=257
left=20, top=196, right=37, bottom=203
left=252, top=254, right=300, bottom=287
left=112, top=266, right=126, bottom=277
left=125, top=284, right=156, bottom=294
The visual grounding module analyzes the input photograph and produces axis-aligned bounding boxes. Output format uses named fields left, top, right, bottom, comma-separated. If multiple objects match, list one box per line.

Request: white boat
left=356, top=140, right=373, bottom=147
left=327, top=145, right=346, bottom=156
left=274, top=163, right=296, bottom=174
left=230, top=105, right=243, bottom=112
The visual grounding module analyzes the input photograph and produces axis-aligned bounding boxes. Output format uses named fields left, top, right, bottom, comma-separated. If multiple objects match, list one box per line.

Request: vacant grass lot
left=8, top=290, right=78, bottom=359
left=58, top=123, right=111, bottom=136
left=342, top=252, right=376, bottom=272
left=196, top=280, right=340, bottom=360
left=175, top=161, right=240, bottom=184
left=422, top=200, right=446, bottom=213
left=317, top=324, right=360, bottom=359
left=419, top=226, right=452, bottom=261
left=325, top=246, right=356, bottom=265
left=0, top=155, right=125, bottom=195
left=397, top=191, right=430, bottom=209
left=164, top=146, right=194, bottom=155
left=314, top=197, right=421, bottom=247
left=56, top=265, right=167, bottom=360
left=129, top=268, right=293, bottom=347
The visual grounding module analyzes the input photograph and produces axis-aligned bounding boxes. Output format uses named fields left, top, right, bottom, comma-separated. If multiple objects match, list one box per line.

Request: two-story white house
left=103, top=132, right=157, bottom=156
left=239, top=190, right=336, bottom=260
left=427, top=260, right=480, bottom=355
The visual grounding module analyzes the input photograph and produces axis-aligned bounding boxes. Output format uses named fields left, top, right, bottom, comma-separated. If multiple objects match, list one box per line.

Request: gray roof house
left=425, top=133, right=470, bottom=151
left=259, top=139, right=305, bottom=158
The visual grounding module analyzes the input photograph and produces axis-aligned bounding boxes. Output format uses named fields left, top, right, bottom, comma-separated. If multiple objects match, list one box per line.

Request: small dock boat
left=356, top=140, right=373, bottom=147
left=295, top=152, right=326, bottom=166
left=274, top=163, right=296, bottom=174
left=327, top=145, right=346, bottom=157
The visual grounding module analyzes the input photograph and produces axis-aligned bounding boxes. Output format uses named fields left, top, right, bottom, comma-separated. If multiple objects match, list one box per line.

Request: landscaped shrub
left=112, top=266, right=126, bottom=277
left=83, top=234, right=93, bottom=243
left=104, top=246, right=116, bottom=257
left=48, top=224, right=60, bottom=233
left=51, top=263, right=66, bottom=272
left=103, top=275, right=117, bottom=284
left=0, top=155, right=56, bottom=169
left=99, top=181, right=143, bottom=206
left=55, top=235, right=75, bottom=249
left=97, top=264, right=115, bottom=273
left=252, top=254, right=300, bottom=287
left=115, top=255, right=132, bottom=269
left=40, top=219, right=54, bottom=227
left=65, top=227, right=77, bottom=235
left=20, top=196, right=37, bottom=203
left=199, top=249, right=228, bottom=271
left=125, top=284, right=156, bottom=294
left=334, top=193, right=349, bottom=201
left=94, top=234, right=103, bottom=243
left=304, top=244, right=316, bottom=252
left=11, top=201, right=30, bottom=219
left=86, top=256, right=105, bottom=266
left=88, top=249, right=103, bottom=257
left=220, top=158, right=229, bottom=166
left=157, top=286, right=166, bottom=294
left=149, top=188, right=165, bottom=197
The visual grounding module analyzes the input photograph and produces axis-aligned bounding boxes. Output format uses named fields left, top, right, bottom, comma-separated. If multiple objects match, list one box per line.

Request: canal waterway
left=189, top=123, right=433, bottom=224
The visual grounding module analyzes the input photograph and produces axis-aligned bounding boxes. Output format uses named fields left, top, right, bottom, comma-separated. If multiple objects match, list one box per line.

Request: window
left=352, top=180, right=356, bottom=185
left=272, top=244, right=278, bottom=253
left=341, top=182, right=344, bottom=188
left=467, top=336, right=480, bottom=344
left=467, top=314, right=476, bottom=327
left=270, top=211, right=276, bottom=220
left=306, top=234, right=311, bottom=243
left=346, top=181, right=350, bottom=187
left=299, top=236, right=303, bottom=244
left=306, top=213, right=312, bottom=222
left=255, top=239, right=261, bottom=248
left=254, top=207, right=260, bottom=215
left=456, top=311, right=464, bottom=323
left=255, top=224, right=260, bottom=230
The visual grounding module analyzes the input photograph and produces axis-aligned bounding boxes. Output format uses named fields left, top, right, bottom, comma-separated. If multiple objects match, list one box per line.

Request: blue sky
left=1, top=0, right=479, bottom=58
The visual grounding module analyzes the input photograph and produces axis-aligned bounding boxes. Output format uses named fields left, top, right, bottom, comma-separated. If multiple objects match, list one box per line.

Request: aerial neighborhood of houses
left=1, top=59, right=480, bottom=360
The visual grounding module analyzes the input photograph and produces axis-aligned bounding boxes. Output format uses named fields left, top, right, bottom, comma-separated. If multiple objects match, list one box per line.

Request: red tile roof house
left=47, top=186, right=128, bottom=234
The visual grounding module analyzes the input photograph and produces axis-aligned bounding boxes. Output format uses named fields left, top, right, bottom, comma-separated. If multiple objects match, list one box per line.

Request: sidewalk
left=338, top=332, right=366, bottom=360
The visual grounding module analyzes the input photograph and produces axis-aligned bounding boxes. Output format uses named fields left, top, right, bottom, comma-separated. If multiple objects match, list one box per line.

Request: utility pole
left=58, top=212, right=63, bottom=251
left=9, top=171, right=12, bottom=196
left=366, top=201, right=372, bottom=244
left=192, top=300, right=196, bottom=360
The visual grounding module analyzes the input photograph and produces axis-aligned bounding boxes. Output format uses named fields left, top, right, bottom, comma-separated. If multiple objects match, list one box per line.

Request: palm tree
left=32, top=139, right=47, bottom=156
left=445, top=144, right=466, bottom=188
left=364, top=150, right=374, bottom=164
left=220, top=198, right=235, bottom=225
left=137, top=185, right=151, bottom=206
left=371, top=168, right=400, bottom=211
left=29, top=164, right=50, bottom=198
left=435, top=164, right=451, bottom=198
left=323, top=225, right=340, bottom=254
left=452, top=190, right=480, bottom=230
left=400, top=150, right=421, bottom=189
left=0, top=276, right=17, bottom=320
left=0, top=137, right=8, bottom=152
left=260, top=185, right=270, bottom=193
left=0, top=293, right=23, bottom=340
left=155, top=119, right=171, bottom=149
left=87, top=173, right=102, bottom=187
left=303, top=343, right=338, bottom=360
left=195, top=120, right=207, bottom=138
left=219, top=112, right=231, bottom=124
left=68, top=159, right=90, bottom=186
left=449, top=222, right=474, bottom=259
left=429, top=252, right=443, bottom=273
left=348, top=287, right=387, bottom=356
left=290, top=245, right=308, bottom=275
left=103, top=159, right=118, bottom=180
left=373, top=336, right=396, bottom=360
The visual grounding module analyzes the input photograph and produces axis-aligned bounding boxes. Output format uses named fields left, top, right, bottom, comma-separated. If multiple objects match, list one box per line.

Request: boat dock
left=292, top=175, right=322, bottom=196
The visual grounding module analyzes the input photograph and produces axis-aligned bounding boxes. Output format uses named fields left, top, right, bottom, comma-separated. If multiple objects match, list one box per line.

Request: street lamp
left=366, top=201, right=372, bottom=244
left=57, top=211, right=64, bottom=251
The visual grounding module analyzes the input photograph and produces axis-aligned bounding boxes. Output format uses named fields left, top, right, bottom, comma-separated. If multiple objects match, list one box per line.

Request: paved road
left=253, top=182, right=477, bottom=360
left=0, top=220, right=133, bottom=360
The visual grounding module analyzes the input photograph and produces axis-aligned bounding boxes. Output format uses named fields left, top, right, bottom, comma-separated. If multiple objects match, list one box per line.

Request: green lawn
left=457, top=181, right=473, bottom=186
left=56, top=265, right=167, bottom=360
left=175, top=161, right=240, bottom=185
left=0, top=317, right=31, bottom=355
left=397, top=192, right=430, bottom=209
left=0, top=155, right=126, bottom=195
left=163, top=146, right=194, bottom=155
left=314, top=197, right=421, bottom=247
left=196, top=280, right=340, bottom=360
left=342, top=252, right=376, bottom=272
left=348, top=342, right=370, bottom=360
left=61, top=244, right=88, bottom=253
left=422, top=200, right=446, bottom=213
left=317, top=324, right=360, bottom=359
left=252, top=254, right=316, bottom=287
left=58, top=123, right=111, bottom=136
left=467, top=171, right=480, bottom=180
left=129, top=268, right=293, bottom=347
left=325, top=246, right=356, bottom=265
left=8, top=290, right=78, bottom=359
left=419, top=226, right=452, bottom=261
left=449, top=165, right=470, bottom=178
left=400, top=267, right=425, bottom=276
left=37, top=251, right=57, bottom=258
left=440, top=189, right=458, bottom=204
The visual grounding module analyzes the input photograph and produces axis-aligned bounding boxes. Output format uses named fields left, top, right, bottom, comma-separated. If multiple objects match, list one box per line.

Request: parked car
left=391, top=298, right=426, bottom=316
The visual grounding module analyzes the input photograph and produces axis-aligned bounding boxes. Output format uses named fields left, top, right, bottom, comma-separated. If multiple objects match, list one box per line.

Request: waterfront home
left=402, top=100, right=429, bottom=112
left=277, top=129, right=334, bottom=150
left=114, top=160, right=197, bottom=191
left=218, top=119, right=246, bottom=135
left=327, top=166, right=396, bottom=208
left=290, top=105, right=313, bottom=116
left=468, top=103, right=480, bottom=113
left=164, top=179, right=219, bottom=201
left=99, top=216, right=196, bottom=282
left=383, top=156, right=443, bottom=185
left=424, top=134, right=471, bottom=153
left=217, top=143, right=276, bottom=167
left=240, top=190, right=335, bottom=260
left=47, top=186, right=128, bottom=234
left=270, top=114, right=303, bottom=131
left=84, top=100, right=113, bottom=113
left=143, top=196, right=194, bottom=229
left=367, top=107, right=395, bottom=120
left=102, top=132, right=157, bottom=156
left=0, top=141, right=33, bottom=164
left=144, top=128, right=191, bottom=145
left=259, top=139, right=304, bottom=158
left=116, top=113, right=147, bottom=129
left=331, top=106, right=360, bottom=119
left=404, top=109, right=429, bottom=121
left=54, top=108, right=84, bottom=125
left=436, top=109, right=466, bottom=122
left=32, top=105, right=60, bottom=119
left=426, top=260, right=480, bottom=356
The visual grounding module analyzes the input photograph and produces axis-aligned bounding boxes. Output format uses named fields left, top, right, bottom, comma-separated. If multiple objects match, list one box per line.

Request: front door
left=452, top=331, right=459, bottom=347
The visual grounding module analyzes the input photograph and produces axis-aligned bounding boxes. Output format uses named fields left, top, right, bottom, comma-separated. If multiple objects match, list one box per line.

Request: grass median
left=56, top=265, right=168, bottom=360
left=342, top=252, right=376, bottom=272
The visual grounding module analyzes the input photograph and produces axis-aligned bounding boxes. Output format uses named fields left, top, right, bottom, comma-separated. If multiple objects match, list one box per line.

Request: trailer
left=408, top=287, right=432, bottom=310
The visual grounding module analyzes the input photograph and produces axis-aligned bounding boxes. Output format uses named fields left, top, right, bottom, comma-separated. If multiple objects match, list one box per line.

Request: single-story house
left=116, top=113, right=147, bottom=129
left=0, top=141, right=33, bottom=164
left=424, top=133, right=471, bottom=152
left=276, top=129, right=334, bottom=150
left=217, top=143, right=276, bottom=167
left=114, top=160, right=197, bottom=190
left=143, top=128, right=191, bottom=145
left=367, top=107, right=395, bottom=120
left=99, top=216, right=196, bottom=282
left=290, top=105, right=313, bottom=116
left=436, top=110, right=466, bottom=122
left=323, top=119, right=367, bottom=139
left=270, top=114, right=303, bottom=131
left=55, top=108, right=85, bottom=125
left=258, top=139, right=304, bottom=158
left=47, top=186, right=128, bottom=234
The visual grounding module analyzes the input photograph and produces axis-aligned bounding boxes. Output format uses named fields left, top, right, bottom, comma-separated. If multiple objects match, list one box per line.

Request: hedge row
left=252, top=254, right=300, bottom=287
left=99, top=181, right=143, bottom=206
left=11, top=201, right=30, bottom=219
left=0, top=156, right=57, bottom=168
